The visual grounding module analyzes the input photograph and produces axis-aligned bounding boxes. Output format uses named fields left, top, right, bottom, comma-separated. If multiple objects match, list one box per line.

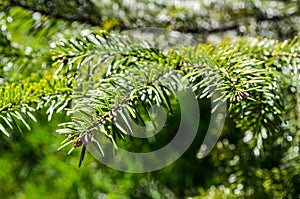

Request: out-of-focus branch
left=9, top=0, right=102, bottom=25
left=8, top=0, right=300, bottom=35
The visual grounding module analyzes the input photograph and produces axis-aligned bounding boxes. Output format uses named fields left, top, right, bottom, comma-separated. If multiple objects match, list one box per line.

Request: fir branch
left=0, top=76, right=73, bottom=136
left=51, top=31, right=177, bottom=77
left=57, top=63, right=179, bottom=151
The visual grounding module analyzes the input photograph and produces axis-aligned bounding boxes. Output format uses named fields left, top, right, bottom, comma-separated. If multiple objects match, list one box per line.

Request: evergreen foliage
left=1, top=0, right=300, bottom=198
